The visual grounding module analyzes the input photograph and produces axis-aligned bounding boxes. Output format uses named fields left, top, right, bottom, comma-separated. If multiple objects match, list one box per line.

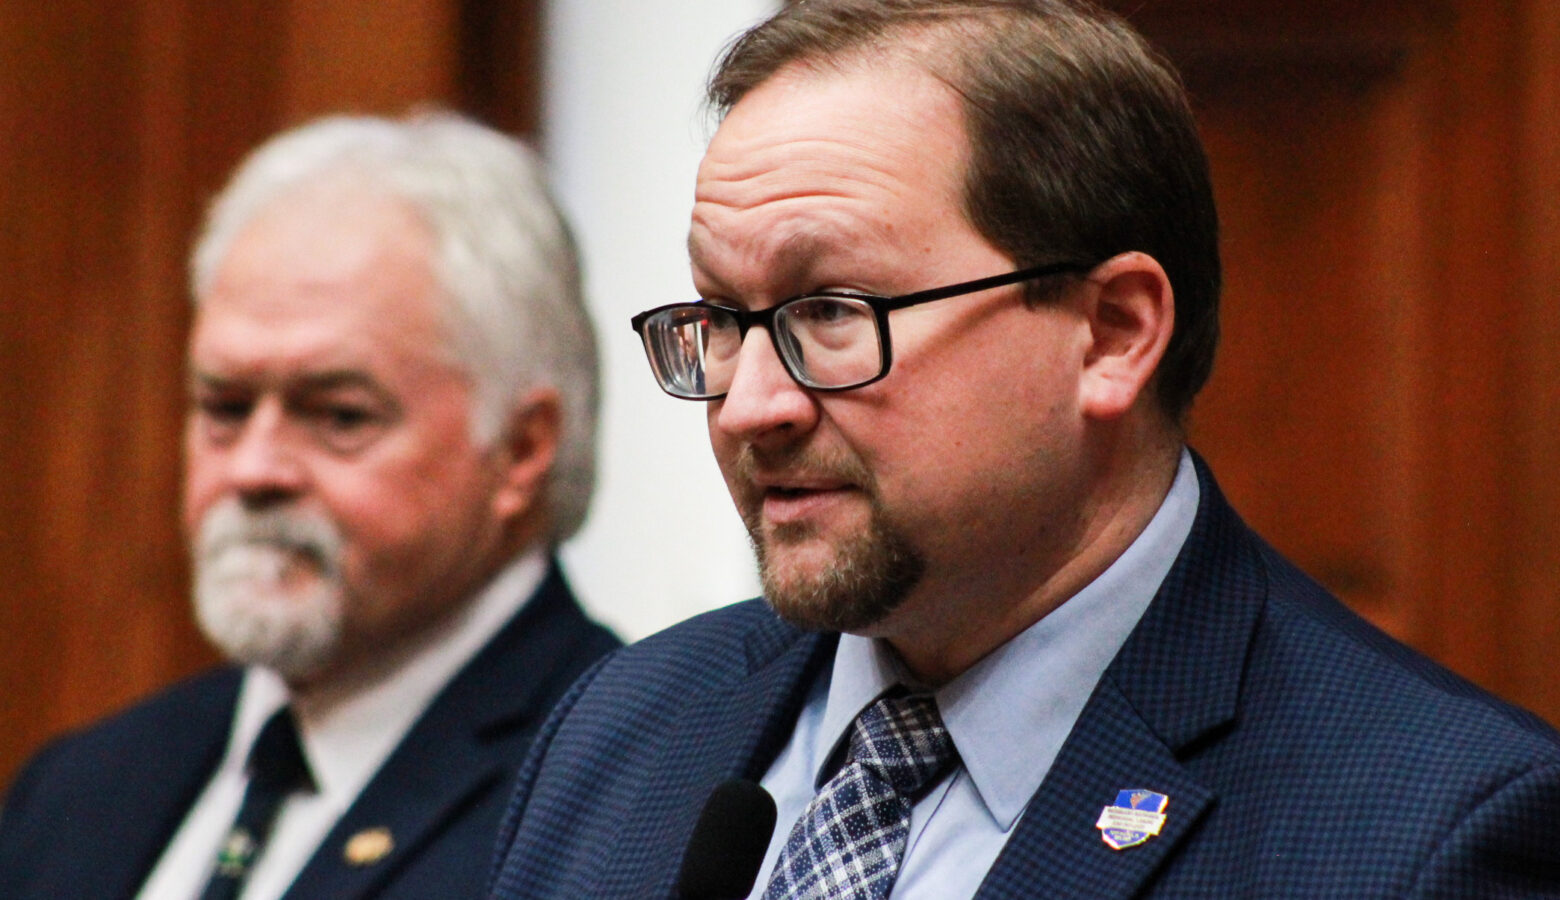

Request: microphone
left=677, top=778, right=778, bottom=900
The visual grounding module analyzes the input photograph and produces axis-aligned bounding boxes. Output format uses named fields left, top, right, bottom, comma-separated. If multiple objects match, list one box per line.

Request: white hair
left=191, top=111, right=599, bottom=540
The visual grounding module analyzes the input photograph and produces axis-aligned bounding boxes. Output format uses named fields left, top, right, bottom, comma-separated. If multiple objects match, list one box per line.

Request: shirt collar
left=815, top=449, right=1199, bottom=828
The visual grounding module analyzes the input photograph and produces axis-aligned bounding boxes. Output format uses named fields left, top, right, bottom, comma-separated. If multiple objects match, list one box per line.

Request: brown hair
left=708, top=0, right=1220, bottom=420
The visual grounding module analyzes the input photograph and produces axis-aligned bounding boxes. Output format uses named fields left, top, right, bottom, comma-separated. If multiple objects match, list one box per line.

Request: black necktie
left=198, top=707, right=315, bottom=900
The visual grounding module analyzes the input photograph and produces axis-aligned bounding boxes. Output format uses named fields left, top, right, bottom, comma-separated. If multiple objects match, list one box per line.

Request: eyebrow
left=687, top=229, right=838, bottom=302
left=292, top=371, right=385, bottom=393
left=189, top=369, right=386, bottom=395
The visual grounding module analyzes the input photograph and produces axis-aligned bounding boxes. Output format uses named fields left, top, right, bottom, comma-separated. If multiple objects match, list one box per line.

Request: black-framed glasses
left=630, top=260, right=1096, bottom=400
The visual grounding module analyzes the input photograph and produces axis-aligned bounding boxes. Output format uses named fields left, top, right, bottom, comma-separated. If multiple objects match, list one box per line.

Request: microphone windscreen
left=677, top=778, right=778, bottom=900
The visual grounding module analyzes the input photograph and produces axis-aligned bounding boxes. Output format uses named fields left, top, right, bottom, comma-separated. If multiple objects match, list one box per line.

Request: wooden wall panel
left=1407, top=1, right=1522, bottom=689
left=280, top=0, right=458, bottom=122
left=1511, top=0, right=1560, bottom=720
left=458, top=0, right=545, bottom=137
left=0, top=0, right=541, bottom=788
left=1192, top=86, right=1411, bottom=628
left=0, top=0, right=201, bottom=790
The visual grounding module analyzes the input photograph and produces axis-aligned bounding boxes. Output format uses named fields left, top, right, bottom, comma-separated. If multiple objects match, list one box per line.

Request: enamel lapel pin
left=1096, top=788, right=1168, bottom=850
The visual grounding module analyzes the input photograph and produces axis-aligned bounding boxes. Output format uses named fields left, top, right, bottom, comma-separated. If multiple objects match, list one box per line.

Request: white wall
left=544, top=1, right=779, bottom=640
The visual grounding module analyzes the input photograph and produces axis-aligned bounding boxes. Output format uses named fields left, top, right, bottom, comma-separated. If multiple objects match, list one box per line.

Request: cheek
left=322, top=446, right=498, bottom=567
left=180, top=444, right=224, bottom=534
left=864, top=350, right=1078, bottom=505
left=315, top=481, right=438, bottom=599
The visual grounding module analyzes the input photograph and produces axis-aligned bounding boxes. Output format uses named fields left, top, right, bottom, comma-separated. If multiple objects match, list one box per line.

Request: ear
left=490, top=387, right=562, bottom=524
left=1077, top=252, right=1174, bottom=421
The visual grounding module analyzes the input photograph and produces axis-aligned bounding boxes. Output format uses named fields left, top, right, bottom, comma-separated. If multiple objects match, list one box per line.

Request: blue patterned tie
left=762, top=692, right=959, bottom=900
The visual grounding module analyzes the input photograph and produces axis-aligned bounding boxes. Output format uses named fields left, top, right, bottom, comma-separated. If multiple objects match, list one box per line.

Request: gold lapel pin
left=344, top=827, right=395, bottom=866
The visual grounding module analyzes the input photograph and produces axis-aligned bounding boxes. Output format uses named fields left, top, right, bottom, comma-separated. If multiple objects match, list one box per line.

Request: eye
left=315, top=404, right=375, bottom=431
left=296, top=395, right=394, bottom=453
left=785, top=297, right=869, bottom=326
left=190, top=390, right=254, bottom=443
left=199, top=396, right=252, bottom=422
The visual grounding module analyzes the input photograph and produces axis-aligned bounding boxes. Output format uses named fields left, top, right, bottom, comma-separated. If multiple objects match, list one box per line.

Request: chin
left=191, top=501, right=349, bottom=681
left=754, top=521, right=925, bottom=635
left=193, top=551, right=345, bottom=681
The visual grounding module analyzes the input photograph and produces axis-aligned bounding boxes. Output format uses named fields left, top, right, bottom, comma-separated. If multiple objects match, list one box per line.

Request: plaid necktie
left=762, top=692, right=959, bottom=900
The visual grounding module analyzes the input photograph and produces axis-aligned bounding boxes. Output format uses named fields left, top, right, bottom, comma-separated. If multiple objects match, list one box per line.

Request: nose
left=710, top=325, right=819, bottom=447
left=224, top=398, right=308, bottom=508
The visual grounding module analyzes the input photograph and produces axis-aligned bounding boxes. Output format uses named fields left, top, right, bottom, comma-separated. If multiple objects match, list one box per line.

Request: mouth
left=732, top=444, right=873, bottom=532
left=766, top=482, right=844, bottom=497
left=207, top=538, right=334, bottom=578
left=215, top=535, right=308, bottom=557
left=755, top=480, right=859, bottom=526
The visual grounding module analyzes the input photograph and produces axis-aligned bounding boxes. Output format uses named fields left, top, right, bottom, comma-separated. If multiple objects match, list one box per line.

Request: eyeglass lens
left=640, top=296, right=883, bottom=398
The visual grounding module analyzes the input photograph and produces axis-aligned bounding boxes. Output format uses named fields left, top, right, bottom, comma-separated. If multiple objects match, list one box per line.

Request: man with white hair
left=0, top=111, right=619, bottom=900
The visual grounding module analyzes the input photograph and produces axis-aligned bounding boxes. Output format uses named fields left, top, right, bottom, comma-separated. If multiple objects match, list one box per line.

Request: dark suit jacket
left=0, top=559, right=619, bottom=900
left=489, top=460, right=1560, bottom=898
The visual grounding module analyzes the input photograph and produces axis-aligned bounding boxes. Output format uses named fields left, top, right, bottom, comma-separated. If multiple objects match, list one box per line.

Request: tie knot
left=846, top=693, right=958, bottom=799
left=247, top=707, right=313, bottom=794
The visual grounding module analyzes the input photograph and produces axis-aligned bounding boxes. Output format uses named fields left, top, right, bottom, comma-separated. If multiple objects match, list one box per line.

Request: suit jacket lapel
left=286, top=724, right=498, bottom=899
left=284, top=563, right=612, bottom=900
left=90, top=670, right=241, bottom=899
left=976, top=681, right=1216, bottom=899
left=629, top=610, right=835, bottom=900
left=976, top=454, right=1266, bottom=900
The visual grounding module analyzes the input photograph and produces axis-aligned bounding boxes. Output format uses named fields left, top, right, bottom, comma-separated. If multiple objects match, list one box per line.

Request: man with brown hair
left=489, top=2, right=1560, bottom=897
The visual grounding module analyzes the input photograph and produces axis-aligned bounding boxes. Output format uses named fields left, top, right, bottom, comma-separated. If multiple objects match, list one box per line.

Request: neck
left=882, top=431, right=1182, bottom=685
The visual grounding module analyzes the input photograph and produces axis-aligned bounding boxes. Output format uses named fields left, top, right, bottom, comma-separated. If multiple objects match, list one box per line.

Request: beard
left=732, top=445, right=925, bottom=633
left=192, top=499, right=346, bottom=681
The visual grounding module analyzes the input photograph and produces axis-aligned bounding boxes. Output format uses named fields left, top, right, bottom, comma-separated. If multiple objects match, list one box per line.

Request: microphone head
left=677, top=779, right=778, bottom=900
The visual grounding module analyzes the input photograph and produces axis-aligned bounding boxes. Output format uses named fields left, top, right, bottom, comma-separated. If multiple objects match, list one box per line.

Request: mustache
left=195, top=501, right=343, bottom=576
left=731, top=443, right=875, bottom=492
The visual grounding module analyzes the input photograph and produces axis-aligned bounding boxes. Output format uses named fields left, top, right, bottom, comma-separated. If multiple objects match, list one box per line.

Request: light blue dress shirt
left=748, top=450, right=1200, bottom=899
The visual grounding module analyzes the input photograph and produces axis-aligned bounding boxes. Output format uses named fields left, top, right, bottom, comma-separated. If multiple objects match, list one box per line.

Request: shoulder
left=0, top=667, right=239, bottom=889
left=5, top=667, right=240, bottom=796
left=1179, top=454, right=1559, bottom=763
left=1252, top=540, right=1560, bottom=761
left=1121, top=465, right=1560, bottom=891
left=1219, top=549, right=1560, bottom=890
left=546, top=598, right=799, bottom=736
left=612, top=598, right=797, bottom=677
left=453, top=565, right=622, bottom=721
left=516, top=563, right=622, bottom=658
left=489, top=600, right=824, bottom=898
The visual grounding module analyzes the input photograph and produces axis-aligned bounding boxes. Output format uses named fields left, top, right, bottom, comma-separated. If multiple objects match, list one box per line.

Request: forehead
left=190, top=185, right=456, bottom=384
left=690, top=58, right=974, bottom=285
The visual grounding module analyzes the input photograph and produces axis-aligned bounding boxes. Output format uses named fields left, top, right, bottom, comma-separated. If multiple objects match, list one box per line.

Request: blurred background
left=2, top=0, right=1556, bottom=789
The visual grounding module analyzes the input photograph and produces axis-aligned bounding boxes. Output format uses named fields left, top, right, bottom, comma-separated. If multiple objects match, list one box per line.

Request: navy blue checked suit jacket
left=489, top=459, right=1560, bottom=899
left=0, top=559, right=620, bottom=900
